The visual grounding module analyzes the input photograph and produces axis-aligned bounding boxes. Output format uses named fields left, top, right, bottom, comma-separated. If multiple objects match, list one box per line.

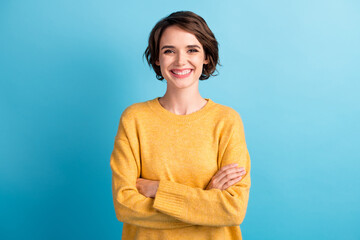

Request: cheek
left=193, top=55, right=206, bottom=65
left=159, top=57, right=172, bottom=69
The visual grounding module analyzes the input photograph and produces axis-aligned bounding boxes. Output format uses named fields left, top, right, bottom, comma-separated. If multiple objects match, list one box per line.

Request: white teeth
left=172, top=69, right=191, bottom=75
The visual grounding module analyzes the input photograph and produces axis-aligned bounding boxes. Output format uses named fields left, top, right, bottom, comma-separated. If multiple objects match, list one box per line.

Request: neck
left=159, top=90, right=208, bottom=116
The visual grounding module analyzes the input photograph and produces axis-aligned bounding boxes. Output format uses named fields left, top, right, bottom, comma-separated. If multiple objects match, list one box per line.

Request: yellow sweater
left=110, top=97, right=251, bottom=240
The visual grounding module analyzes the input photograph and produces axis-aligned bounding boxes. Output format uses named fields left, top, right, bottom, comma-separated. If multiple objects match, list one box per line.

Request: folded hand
left=136, top=178, right=159, bottom=198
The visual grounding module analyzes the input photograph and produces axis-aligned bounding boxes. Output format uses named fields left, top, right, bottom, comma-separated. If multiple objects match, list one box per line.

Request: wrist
left=153, top=181, right=160, bottom=198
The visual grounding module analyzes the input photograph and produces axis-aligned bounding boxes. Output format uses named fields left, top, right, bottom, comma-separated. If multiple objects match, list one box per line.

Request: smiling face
left=155, top=25, right=209, bottom=89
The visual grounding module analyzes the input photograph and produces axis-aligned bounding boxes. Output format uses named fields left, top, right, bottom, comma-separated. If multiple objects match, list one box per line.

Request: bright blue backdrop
left=1, top=0, right=359, bottom=239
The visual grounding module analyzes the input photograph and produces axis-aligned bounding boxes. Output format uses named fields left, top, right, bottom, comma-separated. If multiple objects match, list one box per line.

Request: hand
left=206, top=163, right=246, bottom=190
left=136, top=178, right=159, bottom=198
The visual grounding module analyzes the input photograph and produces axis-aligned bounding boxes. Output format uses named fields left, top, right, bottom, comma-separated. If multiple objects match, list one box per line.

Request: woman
left=110, top=11, right=251, bottom=240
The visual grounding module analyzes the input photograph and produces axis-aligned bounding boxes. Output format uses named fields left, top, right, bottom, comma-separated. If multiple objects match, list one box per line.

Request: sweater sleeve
left=153, top=113, right=251, bottom=227
left=110, top=112, right=193, bottom=229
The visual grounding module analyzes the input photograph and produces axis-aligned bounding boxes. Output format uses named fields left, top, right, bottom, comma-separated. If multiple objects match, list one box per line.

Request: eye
left=164, top=49, right=174, bottom=54
left=188, top=49, right=199, bottom=53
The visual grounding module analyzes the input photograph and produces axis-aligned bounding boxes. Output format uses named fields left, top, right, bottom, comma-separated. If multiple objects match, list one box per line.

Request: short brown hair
left=143, top=11, right=220, bottom=81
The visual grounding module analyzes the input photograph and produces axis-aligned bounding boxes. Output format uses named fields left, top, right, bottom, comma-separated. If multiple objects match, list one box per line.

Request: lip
left=170, top=68, right=193, bottom=79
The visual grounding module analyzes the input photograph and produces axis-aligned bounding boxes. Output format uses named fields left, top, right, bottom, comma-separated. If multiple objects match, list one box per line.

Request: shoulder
left=210, top=101, right=247, bottom=136
left=211, top=102, right=248, bottom=141
left=212, top=101, right=243, bottom=124
left=120, top=99, right=153, bottom=122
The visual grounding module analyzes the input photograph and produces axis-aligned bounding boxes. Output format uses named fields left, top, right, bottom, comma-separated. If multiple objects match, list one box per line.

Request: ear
left=203, top=57, right=209, bottom=65
left=155, top=60, right=160, bottom=66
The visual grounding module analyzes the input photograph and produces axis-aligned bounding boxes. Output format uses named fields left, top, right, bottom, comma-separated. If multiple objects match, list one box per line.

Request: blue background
left=1, top=0, right=359, bottom=239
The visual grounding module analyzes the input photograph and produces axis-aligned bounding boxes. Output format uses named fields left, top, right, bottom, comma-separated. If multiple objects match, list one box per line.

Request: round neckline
left=148, top=97, right=215, bottom=123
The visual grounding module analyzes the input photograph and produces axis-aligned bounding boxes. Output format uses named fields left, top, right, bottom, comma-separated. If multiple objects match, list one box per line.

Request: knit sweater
left=110, top=97, right=251, bottom=240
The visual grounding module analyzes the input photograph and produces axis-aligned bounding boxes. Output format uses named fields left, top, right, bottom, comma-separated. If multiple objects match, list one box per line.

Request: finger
left=212, top=168, right=244, bottom=187
left=217, top=171, right=245, bottom=188
left=214, top=171, right=244, bottom=190
left=221, top=175, right=244, bottom=190
left=222, top=177, right=242, bottom=190
left=212, top=164, right=244, bottom=180
left=214, top=167, right=245, bottom=184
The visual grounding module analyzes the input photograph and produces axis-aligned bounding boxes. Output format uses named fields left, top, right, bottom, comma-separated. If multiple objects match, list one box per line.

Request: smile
left=170, top=69, right=193, bottom=78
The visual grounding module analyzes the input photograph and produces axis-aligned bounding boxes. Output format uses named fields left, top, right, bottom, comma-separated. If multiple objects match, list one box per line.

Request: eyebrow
left=160, top=45, right=201, bottom=50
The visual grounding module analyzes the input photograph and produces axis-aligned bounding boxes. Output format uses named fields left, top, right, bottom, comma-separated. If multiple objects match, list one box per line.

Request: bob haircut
left=144, top=11, right=220, bottom=81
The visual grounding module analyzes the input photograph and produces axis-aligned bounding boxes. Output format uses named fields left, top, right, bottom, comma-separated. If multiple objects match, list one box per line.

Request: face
left=156, top=25, right=209, bottom=89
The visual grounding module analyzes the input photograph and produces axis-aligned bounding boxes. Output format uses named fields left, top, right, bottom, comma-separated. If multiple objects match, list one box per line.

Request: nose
left=175, top=51, right=187, bottom=66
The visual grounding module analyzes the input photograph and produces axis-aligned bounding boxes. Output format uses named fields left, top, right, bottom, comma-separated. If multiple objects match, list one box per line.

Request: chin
left=169, top=79, right=198, bottom=89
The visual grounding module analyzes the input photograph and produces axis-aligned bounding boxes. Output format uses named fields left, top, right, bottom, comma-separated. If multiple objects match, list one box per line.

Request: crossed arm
left=110, top=113, right=251, bottom=229
left=136, top=163, right=246, bottom=198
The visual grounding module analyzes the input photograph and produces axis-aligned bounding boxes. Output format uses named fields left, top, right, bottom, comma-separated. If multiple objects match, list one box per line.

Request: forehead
left=159, top=25, right=202, bottom=47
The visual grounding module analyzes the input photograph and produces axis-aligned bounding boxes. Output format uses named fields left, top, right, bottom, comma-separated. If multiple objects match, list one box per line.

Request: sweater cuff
left=153, top=180, right=188, bottom=219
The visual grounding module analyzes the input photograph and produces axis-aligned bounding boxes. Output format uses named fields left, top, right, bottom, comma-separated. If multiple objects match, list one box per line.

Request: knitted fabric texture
left=110, top=97, right=251, bottom=240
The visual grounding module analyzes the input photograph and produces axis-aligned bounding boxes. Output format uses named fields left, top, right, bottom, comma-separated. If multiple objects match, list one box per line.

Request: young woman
left=110, top=11, right=251, bottom=240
